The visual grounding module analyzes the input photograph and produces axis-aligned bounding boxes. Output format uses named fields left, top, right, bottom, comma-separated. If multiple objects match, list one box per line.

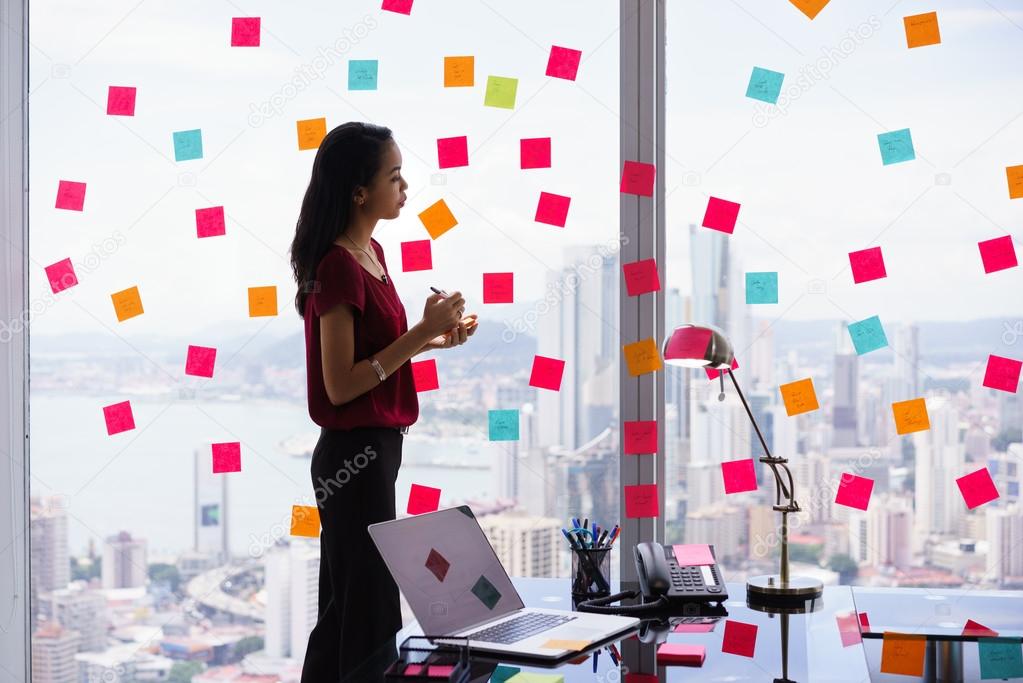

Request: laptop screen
left=369, top=506, right=524, bottom=636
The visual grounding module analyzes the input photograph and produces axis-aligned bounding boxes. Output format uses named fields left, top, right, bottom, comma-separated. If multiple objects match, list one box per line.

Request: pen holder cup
left=571, top=547, right=612, bottom=601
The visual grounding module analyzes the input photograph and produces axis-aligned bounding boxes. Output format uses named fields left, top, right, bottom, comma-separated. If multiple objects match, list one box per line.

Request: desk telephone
left=634, top=542, right=728, bottom=604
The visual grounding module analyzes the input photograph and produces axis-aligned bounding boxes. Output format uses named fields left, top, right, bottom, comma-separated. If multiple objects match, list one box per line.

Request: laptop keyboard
left=466, top=612, right=576, bottom=644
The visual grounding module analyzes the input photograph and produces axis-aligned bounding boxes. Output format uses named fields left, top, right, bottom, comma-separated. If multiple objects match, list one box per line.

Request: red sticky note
left=625, top=675, right=658, bottom=683
left=545, top=45, right=582, bottom=80
left=978, top=235, right=1017, bottom=273
left=623, top=258, right=661, bottom=296
left=702, top=196, right=741, bottom=234
left=407, top=483, right=441, bottom=515
left=624, top=484, right=659, bottom=518
left=401, top=239, right=433, bottom=272
left=411, top=359, right=440, bottom=392
left=483, top=272, right=514, bottom=303
left=956, top=467, right=999, bottom=509
left=437, top=135, right=469, bottom=169
left=837, top=612, right=862, bottom=647
left=620, top=161, right=656, bottom=197
left=705, top=357, right=739, bottom=380
left=103, top=400, right=136, bottom=435
left=529, top=355, right=565, bottom=391
left=657, top=643, right=705, bottom=666
left=195, top=206, right=226, bottom=238
left=211, top=442, right=241, bottom=473
left=55, top=180, right=86, bottom=211
left=535, top=191, right=571, bottom=227
left=849, top=246, right=887, bottom=283
left=231, top=17, right=260, bottom=46
left=672, top=544, right=715, bottom=566
left=721, top=458, right=757, bottom=494
left=185, top=345, right=217, bottom=377
left=624, top=420, right=657, bottom=454
left=983, top=354, right=1022, bottom=393
left=45, top=258, right=78, bottom=294
left=721, top=620, right=757, bottom=658
left=382, top=0, right=414, bottom=14
left=663, top=326, right=712, bottom=362
left=106, top=86, right=136, bottom=116
left=835, top=472, right=874, bottom=510
left=859, top=613, right=871, bottom=630
left=520, top=137, right=551, bottom=169
left=962, top=619, right=999, bottom=638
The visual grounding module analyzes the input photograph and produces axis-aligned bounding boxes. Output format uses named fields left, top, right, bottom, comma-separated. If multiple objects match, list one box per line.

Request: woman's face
left=357, top=140, right=408, bottom=221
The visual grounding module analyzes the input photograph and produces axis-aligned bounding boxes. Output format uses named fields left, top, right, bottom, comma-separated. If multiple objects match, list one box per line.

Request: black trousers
left=301, top=426, right=404, bottom=682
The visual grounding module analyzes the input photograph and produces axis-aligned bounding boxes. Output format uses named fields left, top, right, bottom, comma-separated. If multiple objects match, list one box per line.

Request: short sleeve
left=311, top=249, right=365, bottom=317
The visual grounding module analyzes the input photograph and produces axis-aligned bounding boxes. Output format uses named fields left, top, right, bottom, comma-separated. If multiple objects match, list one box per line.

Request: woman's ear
left=352, top=188, right=366, bottom=206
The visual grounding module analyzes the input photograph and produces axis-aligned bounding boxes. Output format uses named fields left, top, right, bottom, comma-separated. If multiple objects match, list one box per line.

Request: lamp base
left=746, top=575, right=823, bottom=611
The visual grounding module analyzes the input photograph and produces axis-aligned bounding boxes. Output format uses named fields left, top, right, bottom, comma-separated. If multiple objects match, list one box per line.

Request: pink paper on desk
left=623, top=420, right=657, bottom=454
left=674, top=622, right=716, bottom=633
left=672, top=544, right=715, bottom=566
left=721, top=619, right=757, bottom=658
left=624, top=484, right=659, bottom=518
left=956, top=467, right=999, bottom=509
left=962, top=618, right=999, bottom=638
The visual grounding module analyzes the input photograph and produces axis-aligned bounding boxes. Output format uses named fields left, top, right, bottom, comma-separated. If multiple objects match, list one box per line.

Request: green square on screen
left=745, top=272, right=778, bottom=304
left=488, top=409, right=520, bottom=441
left=348, top=60, right=379, bottom=90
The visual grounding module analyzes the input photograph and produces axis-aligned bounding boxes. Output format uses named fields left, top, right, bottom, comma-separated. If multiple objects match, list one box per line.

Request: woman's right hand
left=421, top=291, right=465, bottom=337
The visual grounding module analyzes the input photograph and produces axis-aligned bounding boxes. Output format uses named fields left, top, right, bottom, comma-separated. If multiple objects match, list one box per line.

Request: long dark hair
left=290, top=121, right=394, bottom=317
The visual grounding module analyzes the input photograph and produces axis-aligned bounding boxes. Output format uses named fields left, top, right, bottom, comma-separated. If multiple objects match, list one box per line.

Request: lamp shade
left=662, top=324, right=734, bottom=369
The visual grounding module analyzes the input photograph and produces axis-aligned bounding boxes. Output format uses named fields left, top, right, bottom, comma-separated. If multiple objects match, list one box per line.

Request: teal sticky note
left=745, top=272, right=778, bottom=304
left=172, top=129, right=203, bottom=161
left=491, top=665, right=521, bottom=683
left=348, top=59, right=379, bottom=90
left=848, top=315, right=888, bottom=355
left=489, top=410, right=520, bottom=441
left=878, top=128, right=915, bottom=165
left=979, top=637, right=1023, bottom=680
left=746, top=67, right=785, bottom=104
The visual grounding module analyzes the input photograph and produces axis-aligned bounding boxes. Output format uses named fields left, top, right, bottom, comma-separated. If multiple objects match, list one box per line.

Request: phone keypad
left=666, top=552, right=723, bottom=594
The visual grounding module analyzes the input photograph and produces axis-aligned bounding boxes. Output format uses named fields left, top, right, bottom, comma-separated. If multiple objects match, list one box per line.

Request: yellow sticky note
left=290, top=505, right=320, bottom=538
left=444, top=56, right=474, bottom=87
left=111, top=286, right=144, bottom=322
left=540, top=639, right=590, bottom=651
left=296, top=117, right=327, bottom=151
left=788, top=0, right=830, bottom=20
left=1007, top=165, right=1023, bottom=200
left=623, top=338, right=663, bottom=377
left=418, top=199, right=458, bottom=239
left=779, top=377, right=819, bottom=416
left=892, top=398, right=930, bottom=435
left=248, top=285, right=278, bottom=317
left=880, top=632, right=926, bottom=676
left=904, top=12, right=941, bottom=49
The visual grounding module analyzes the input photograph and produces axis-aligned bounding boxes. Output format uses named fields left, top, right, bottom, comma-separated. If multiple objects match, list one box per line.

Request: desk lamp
left=662, top=323, right=823, bottom=608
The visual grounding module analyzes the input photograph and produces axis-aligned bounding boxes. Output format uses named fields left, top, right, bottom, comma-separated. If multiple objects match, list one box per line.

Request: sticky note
left=194, top=206, right=225, bottom=238
left=892, top=398, right=930, bottom=435
left=535, top=191, right=571, bottom=227
left=624, top=338, right=663, bottom=376
left=789, top=0, right=830, bottom=20
left=407, top=483, right=441, bottom=515
left=427, top=665, right=455, bottom=677
left=247, top=286, right=278, bottom=317
left=520, top=137, right=551, bottom=169
left=702, top=196, right=741, bottom=234
left=484, top=75, right=518, bottom=109
left=545, top=45, right=582, bottom=80
left=745, top=67, right=785, bottom=104
left=103, top=400, right=135, bottom=435
left=956, top=467, right=999, bottom=510
left=529, top=355, right=565, bottom=391
left=620, top=161, right=656, bottom=197
left=185, top=345, right=217, bottom=377
left=382, top=0, right=414, bottom=15
left=348, top=59, right=378, bottom=90
left=836, top=612, right=862, bottom=647
left=878, top=129, right=915, bottom=166
left=673, top=544, right=715, bottom=566
left=963, top=619, right=999, bottom=638
left=471, top=575, right=502, bottom=609
left=290, top=505, right=320, bottom=537
left=705, top=358, right=739, bottom=380
left=880, top=632, right=926, bottom=676
left=745, top=272, right=778, bottom=304
left=983, top=354, right=1022, bottom=393
left=411, top=358, right=440, bottom=392
left=664, top=325, right=712, bottom=362
left=106, top=86, right=136, bottom=116
left=418, top=198, right=458, bottom=239
left=978, top=235, right=1017, bottom=273
left=779, top=377, right=819, bottom=416
left=541, top=639, right=589, bottom=651
left=860, top=613, right=871, bottom=630
left=437, top=135, right=468, bottom=169
left=425, top=548, right=450, bottom=581
left=211, top=442, right=241, bottom=473
left=1007, top=165, right=1023, bottom=199
left=624, top=420, right=657, bottom=454
left=904, top=11, right=940, bottom=49
left=849, top=246, right=887, bottom=283
left=624, top=484, right=658, bottom=518
left=55, top=180, right=86, bottom=211
left=675, top=623, right=716, bottom=634
left=979, top=638, right=1023, bottom=680
left=835, top=472, right=874, bottom=511
left=483, top=272, right=514, bottom=303
left=444, top=55, right=474, bottom=87
left=489, top=409, right=520, bottom=441
left=401, top=239, right=432, bottom=272
left=721, top=458, right=757, bottom=494
left=721, top=620, right=757, bottom=657
left=657, top=643, right=706, bottom=666
left=848, top=315, right=888, bottom=355
left=624, top=675, right=657, bottom=683
left=173, top=129, right=203, bottom=162
left=45, top=258, right=78, bottom=293
left=505, top=674, right=562, bottom=683
left=296, top=118, right=327, bottom=151
left=491, top=666, right=521, bottom=683
left=623, top=259, right=661, bottom=296
left=111, top=286, right=144, bottom=322
left=230, top=17, right=260, bottom=46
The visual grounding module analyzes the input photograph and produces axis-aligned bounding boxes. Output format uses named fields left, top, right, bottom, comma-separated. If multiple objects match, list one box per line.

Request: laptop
left=369, top=506, right=639, bottom=659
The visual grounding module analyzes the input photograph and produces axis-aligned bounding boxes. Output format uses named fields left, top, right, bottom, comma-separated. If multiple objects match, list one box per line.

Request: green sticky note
left=979, top=637, right=1023, bottom=680
left=505, top=673, right=564, bottom=683
left=484, top=75, right=518, bottom=109
left=848, top=315, right=888, bottom=355
left=348, top=59, right=379, bottom=90
left=745, top=272, right=778, bottom=304
left=491, top=665, right=521, bottom=683
left=489, top=409, right=520, bottom=441
left=172, top=129, right=203, bottom=161
left=471, top=574, right=502, bottom=610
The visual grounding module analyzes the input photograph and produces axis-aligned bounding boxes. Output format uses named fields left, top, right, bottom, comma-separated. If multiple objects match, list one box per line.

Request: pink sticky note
left=401, top=239, right=433, bottom=272
left=620, top=161, right=656, bottom=197
left=656, top=643, right=705, bottom=666
left=185, top=345, right=217, bottom=377
left=624, top=484, right=659, bottom=518
left=106, top=86, right=136, bottom=116
left=103, top=400, right=136, bottom=435
left=849, top=246, right=887, bottom=283
left=407, top=483, right=441, bottom=515
left=55, top=180, right=86, bottom=211
left=382, top=0, right=414, bottom=14
left=664, top=326, right=712, bottom=362
left=427, top=665, right=455, bottom=677
left=437, top=135, right=469, bottom=169
left=45, top=258, right=78, bottom=294
left=211, top=442, right=241, bottom=473
left=529, top=355, right=565, bottom=391
left=983, top=354, right=1022, bottom=393
left=956, top=467, right=999, bottom=509
left=962, top=619, right=999, bottom=638
left=705, top=358, right=739, bottom=380
left=535, top=191, right=571, bottom=227
left=721, top=620, right=757, bottom=658
left=411, top=359, right=440, bottom=392
left=702, top=196, right=741, bottom=234
left=404, top=664, right=424, bottom=675
left=674, top=622, right=716, bottom=633
left=625, top=675, right=659, bottom=683
left=672, top=544, right=715, bottom=566
left=231, top=17, right=260, bottom=46
left=623, top=258, right=661, bottom=296
left=520, top=137, right=551, bottom=169
left=545, top=45, right=582, bottom=80
left=978, top=235, right=1017, bottom=273
left=624, top=420, right=657, bottom=454
left=195, top=206, right=226, bottom=238
left=837, top=612, right=862, bottom=648
left=721, top=458, right=757, bottom=494
left=860, top=613, right=871, bottom=631
left=835, top=472, right=874, bottom=511
left=483, top=272, right=513, bottom=303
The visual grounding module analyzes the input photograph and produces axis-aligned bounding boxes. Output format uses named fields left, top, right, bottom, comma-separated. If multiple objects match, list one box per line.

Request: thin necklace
left=343, top=234, right=389, bottom=285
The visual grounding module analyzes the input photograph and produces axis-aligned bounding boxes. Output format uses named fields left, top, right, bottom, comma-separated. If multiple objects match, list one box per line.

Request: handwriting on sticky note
left=892, top=398, right=930, bottom=434
left=745, top=272, right=778, bottom=304
left=624, top=338, right=663, bottom=377
left=172, top=129, right=203, bottom=162
left=624, top=420, right=657, bottom=454
left=623, top=258, right=661, bottom=295
left=444, top=55, right=474, bottom=87
left=745, top=66, right=784, bottom=104
left=880, top=632, right=926, bottom=676
left=484, top=75, right=518, bottom=109
left=418, top=198, right=458, bottom=239
left=779, top=377, right=819, bottom=416
left=848, top=315, right=888, bottom=355
left=624, top=484, right=659, bottom=518
left=247, top=285, right=278, bottom=317
left=904, top=11, right=940, bottom=48
left=290, top=505, right=320, bottom=537
left=296, top=117, right=327, bottom=151
left=878, top=129, right=915, bottom=165
left=979, top=637, right=1023, bottom=679
left=1007, top=165, right=1023, bottom=200
left=620, top=160, right=656, bottom=197
left=348, top=59, right=378, bottom=90
left=489, top=409, right=519, bottom=441
left=483, top=272, right=514, bottom=303
left=111, top=286, right=144, bottom=322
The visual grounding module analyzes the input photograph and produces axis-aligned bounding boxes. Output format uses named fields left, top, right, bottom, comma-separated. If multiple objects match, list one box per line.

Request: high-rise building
left=289, top=540, right=319, bottom=665
left=31, top=496, right=70, bottom=632
left=989, top=444, right=1022, bottom=506
left=685, top=505, right=745, bottom=564
left=45, top=586, right=107, bottom=652
left=263, top=542, right=291, bottom=659
left=31, top=623, right=79, bottom=683
left=914, top=398, right=964, bottom=537
left=893, top=323, right=920, bottom=401
left=849, top=495, right=914, bottom=569
left=101, top=531, right=147, bottom=590
left=987, top=504, right=1023, bottom=586
left=480, top=512, right=563, bottom=578
left=195, top=447, right=230, bottom=564
left=263, top=538, right=319, bottom=662
left=832, top=324, right=859, bottom=448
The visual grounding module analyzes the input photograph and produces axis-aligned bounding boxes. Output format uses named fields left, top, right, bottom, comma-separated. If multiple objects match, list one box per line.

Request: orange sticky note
left=1007, top=165, right=1023, bottom=200
left=880, top=632, right=926, bottom=676
left=624, top=338, right=663, bottom=376
left=296, top=117, right=327, bottom=151
left=290, top=505, right=320, bottom=537
left=892, top=398, right=930, bottom=435
left=444, top=56, right=474, bottom=87
left=779, top=377, right=819, bottom=416
left=248, top=285, right=278, bottom=317
left=111, top=286, right=144, bottom=322
left=541, top=639, right=590, bottom=651
left=418, top=199, right=458, bottom=239
left=904, top=12, right=940, bottom=49
left=789, top=0, right=830, bottom=20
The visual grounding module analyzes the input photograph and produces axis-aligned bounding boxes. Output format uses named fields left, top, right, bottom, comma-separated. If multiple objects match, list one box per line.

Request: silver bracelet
left=369, top=357, right=387, bottom=382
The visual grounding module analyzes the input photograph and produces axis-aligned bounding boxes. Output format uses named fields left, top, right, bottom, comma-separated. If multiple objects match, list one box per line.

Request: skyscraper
left=101, top=531, right=147, bottom=590
left=914, top=398, right=964, bottom=537
left=31, top=623, right=79, bottom=683
left=194, top=447, right=230, bottom=564
left=480, top=512, right=563, bottom=578
left=987, top=504, right=1023, bottom=586
left=832, top=323, right=859, bottom=448
left=893, top=323, right=920, bottom=401
left=30, top=496, right=70, bottom=631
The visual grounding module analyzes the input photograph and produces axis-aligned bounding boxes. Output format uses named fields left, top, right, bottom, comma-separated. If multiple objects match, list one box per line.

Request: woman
left=290, top=121, right=478, bottom=681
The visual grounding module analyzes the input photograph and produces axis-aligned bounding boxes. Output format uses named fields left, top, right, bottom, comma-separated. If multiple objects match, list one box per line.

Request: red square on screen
left=624, top=484, right=659, bottom=518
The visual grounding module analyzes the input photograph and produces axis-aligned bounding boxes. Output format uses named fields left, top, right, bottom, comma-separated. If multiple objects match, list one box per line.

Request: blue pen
left=561, top=528, right=576, bottom=549
left=592, top=522, right=598, bottom=544
left=593, top=648, right=600, bottom=673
